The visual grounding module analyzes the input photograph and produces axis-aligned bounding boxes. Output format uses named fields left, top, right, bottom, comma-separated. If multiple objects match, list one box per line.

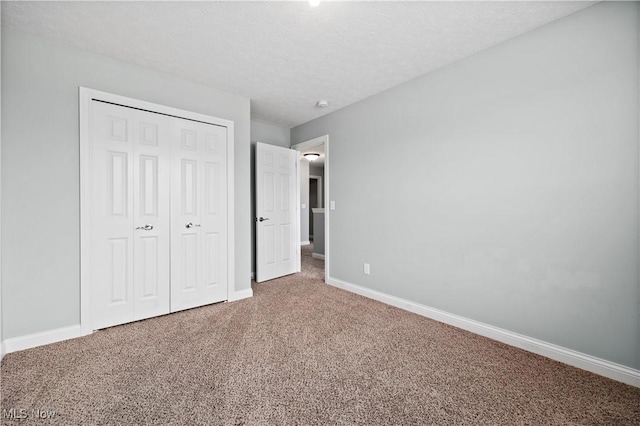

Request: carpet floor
left=1, top=245, right=639, bottom=425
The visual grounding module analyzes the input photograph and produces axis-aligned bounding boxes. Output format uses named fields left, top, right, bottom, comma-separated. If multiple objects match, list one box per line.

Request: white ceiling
left=2, top=1, right=595, bottom=128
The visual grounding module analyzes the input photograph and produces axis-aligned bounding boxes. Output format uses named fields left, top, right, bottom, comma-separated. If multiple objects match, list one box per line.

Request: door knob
left=257, top=217, right=270, bottom=222
left=185, top=222, right=202, bottom=229
left=135, top=224, right=154, bottom=231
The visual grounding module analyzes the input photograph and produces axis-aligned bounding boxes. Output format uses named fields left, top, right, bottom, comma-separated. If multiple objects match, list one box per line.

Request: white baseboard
left=326, top=276, right=640, bottom=388
left=301, top=241, right=310, bottom=246
left=228, top=288, right=253, bottom=302
left=3, top=325, right=85, bottom=355
left=312, top=253, right=325, bottom=260
left=1, top=341, right=5, bottom=361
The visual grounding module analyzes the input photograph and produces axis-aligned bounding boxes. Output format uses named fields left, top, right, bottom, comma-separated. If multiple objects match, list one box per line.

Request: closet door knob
left=135, top=224, right=154, bottom=231
left=185, top=222, right=201, bottom=229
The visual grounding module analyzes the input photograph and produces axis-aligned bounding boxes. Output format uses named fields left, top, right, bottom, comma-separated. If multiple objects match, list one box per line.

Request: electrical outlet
left=330, top=200, right=336, bottom=210
left=363, top=263, right=370, bottom=275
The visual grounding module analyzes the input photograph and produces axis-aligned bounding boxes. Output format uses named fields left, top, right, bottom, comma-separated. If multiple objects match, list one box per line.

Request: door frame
left=291, top=135, right=329, bottom=282
left=79, top=87, right=235, bottom=334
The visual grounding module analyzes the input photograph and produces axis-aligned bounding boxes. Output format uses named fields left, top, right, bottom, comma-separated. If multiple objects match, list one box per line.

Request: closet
left=80, top=89, right=233, bottom=331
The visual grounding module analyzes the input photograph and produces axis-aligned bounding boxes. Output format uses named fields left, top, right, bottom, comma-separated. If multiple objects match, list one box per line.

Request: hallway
left=300, top=243, right=324, bottom=281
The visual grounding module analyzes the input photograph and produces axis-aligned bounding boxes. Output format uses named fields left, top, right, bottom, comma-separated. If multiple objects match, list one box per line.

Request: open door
left=256, top=142, right=299, bottom=282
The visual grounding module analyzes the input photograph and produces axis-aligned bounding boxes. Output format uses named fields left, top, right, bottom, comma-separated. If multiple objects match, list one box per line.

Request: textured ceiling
left=2, top=1, right=595, bottom=128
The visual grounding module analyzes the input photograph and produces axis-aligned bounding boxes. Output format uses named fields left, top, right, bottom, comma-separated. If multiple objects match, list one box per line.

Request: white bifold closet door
left=88, top=100, right=228, bottom=330
left=89, top=101, right=171, bottom=330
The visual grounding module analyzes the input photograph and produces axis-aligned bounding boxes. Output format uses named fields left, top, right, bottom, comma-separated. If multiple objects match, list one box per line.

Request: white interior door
left=256, top=142, right=299, bottom=282
left=171, top=119, right=228, bottom=311
left=89, top=101, right=171, bottom=329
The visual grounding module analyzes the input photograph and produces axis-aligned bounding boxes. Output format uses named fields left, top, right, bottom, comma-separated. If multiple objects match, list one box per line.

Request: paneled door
left=170, top=119, right=228, bottom=311
left=256, top=142, right=299, bottom=282
left=88, top=100, right=171, bottom=330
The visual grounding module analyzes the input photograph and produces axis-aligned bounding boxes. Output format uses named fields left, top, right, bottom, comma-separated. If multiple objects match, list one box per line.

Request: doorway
left=291, top=135, right=329, bottom=281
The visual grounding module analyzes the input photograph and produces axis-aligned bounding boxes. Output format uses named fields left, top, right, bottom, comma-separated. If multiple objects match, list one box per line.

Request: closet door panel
left=171, top=120, right=227, bottom=312
left=171, top=138, right=202, bottom=312
left=132, top=109, right=171, bottom=321
left=89, top=101, right=135, bottom=330
left=202, top=126, right=228, bottom=300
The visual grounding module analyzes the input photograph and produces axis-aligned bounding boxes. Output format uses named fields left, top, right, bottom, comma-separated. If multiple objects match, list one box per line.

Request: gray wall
left=251, top=120, right=290, bottom=148
left=0, top=6, right=3, bottom=352
left=299, top=160, right=310, bottom=244
left=292, top=2, right=640, bottom=369
left=250, top=119, right=291, bottom=276
left=2, top=28, right=251, bottom=339
left=309, top=164, right=324, bottom=208
left=310, top=165, right=324, bottom=177
left=312, top=210, right=325, bottom=256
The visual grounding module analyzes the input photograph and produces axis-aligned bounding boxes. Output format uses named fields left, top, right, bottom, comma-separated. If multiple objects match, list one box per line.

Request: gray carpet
left=2, top=245, right=639, bottom=425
